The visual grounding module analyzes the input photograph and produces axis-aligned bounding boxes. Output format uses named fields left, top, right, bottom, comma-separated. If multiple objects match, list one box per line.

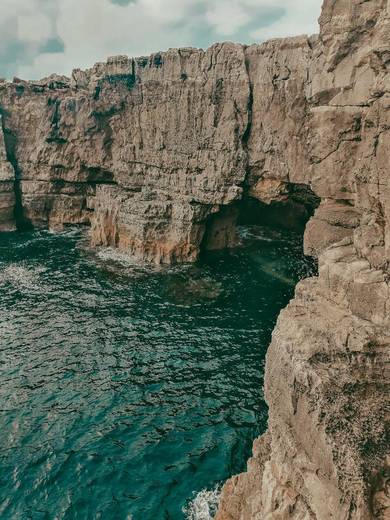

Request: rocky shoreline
left=0, top=0, right=389, bottom=518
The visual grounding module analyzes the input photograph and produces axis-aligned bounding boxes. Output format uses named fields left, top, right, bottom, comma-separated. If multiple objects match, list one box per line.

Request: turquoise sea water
left=0, top=226, right=316, bottom=520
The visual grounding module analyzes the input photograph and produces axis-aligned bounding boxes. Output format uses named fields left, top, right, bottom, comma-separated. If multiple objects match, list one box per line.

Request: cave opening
left=237, top=183, right=320, bottom=233
left=201, top=182, right=320, bottom=256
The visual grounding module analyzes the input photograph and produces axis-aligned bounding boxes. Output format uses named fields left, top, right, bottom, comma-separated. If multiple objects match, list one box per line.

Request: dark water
left=0, top=226, right=316, bottom=520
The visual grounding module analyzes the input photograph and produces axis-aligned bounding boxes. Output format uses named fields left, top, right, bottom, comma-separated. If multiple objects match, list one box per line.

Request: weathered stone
left=0, top=115, right=15, bottom=231
left=304, top=201, right=360, bottom=257
left=217, top=1, right=390, bottom=519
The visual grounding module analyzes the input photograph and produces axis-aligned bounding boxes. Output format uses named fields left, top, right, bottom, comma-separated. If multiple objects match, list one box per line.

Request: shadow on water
left=0, top=225, right=316, bottom=520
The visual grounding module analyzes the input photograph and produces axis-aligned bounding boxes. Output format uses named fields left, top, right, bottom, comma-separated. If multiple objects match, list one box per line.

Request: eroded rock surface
left=0, top=38, right=320, bottom=262
left=0, top=45, right=251, bottom=262
left=217, top=1, right=390, bottom=519
left=0, top=0, right=388, bottom=518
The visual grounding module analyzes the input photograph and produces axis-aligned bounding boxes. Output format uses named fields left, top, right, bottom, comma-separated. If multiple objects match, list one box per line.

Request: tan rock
left=304, top=200, right=360, bottom=257
left=218, top=1, right=390, bottom=518
left=0, top=115, right=15, bottom=231
left=248, top=179, right=289, bottom=205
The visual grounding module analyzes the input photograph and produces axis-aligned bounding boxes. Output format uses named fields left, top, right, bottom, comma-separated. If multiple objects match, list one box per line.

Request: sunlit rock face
left=0, top=40, right=321, bottom=264
left=217, top=1, right=390, bottom=519
left=0, top=0, right=389, bottom=518
left=0, top=45, right=251, bottom=263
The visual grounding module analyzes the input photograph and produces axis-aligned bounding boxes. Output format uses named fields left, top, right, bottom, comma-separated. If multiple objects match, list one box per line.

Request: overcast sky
left=1, top=0, right=323, bottom=80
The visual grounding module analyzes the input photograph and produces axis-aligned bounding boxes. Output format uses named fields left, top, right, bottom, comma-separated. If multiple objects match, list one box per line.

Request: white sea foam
left=95, top=247, right=180, bottom=276
left=183, top=486, right=221, bottom=520
left=238, top=225, right=282, bottom=242
left=47, top=226, right=82, bottom=237
left=0, top=263, right=45, bottom=290
left=96, top=247, right=141, bottom=267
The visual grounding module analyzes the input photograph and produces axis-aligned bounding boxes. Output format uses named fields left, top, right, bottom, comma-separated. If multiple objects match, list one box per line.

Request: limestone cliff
left=0, top=0, right=388, bottom=518
left=0, top=37, right=320, bottom=262
left=217, top=1, right=390, bottom=519
left=0, top=45, right=252, bottom=262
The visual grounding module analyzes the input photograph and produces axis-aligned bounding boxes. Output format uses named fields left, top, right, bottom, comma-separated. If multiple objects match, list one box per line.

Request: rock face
left=0, top=0, right=389, bottom=518
left=0, top=113, right=15, bottom=231
left=0, top=46, right=251, bottom=262
left=216, top=1, right=390, bottom=519
left=0, top=40, right=319, bottom=262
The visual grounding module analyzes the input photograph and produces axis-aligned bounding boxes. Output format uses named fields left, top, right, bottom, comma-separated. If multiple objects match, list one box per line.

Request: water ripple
left=0, top=226, right=316, bottom=519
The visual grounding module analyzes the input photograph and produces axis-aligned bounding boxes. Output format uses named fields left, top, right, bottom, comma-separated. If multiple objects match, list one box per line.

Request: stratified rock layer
left=0, top=45, right=252, bottom=262
left=0, top=0, right=389, bottom=518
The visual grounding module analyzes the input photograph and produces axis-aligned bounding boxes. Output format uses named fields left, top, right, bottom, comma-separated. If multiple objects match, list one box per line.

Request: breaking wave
left=183, top=487, right=221, bottom=520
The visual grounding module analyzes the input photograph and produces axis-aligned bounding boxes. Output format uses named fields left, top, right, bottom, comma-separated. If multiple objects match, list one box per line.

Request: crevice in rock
left=81, top=165, right=116, bottom=185
left=242, top=51, right=254, bottom=149
left=46, top=98, right=68, bottom=145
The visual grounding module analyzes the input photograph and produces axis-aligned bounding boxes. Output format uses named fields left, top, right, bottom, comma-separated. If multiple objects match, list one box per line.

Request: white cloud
left=205, top=1, right=251, bottom=36
left=18, top=14, right=51, bottom=41
left=250, top=0, right=321, bottom=39
left=1, top=0, right=323, bottom=80
left=140, top=0, right=195, bottom=24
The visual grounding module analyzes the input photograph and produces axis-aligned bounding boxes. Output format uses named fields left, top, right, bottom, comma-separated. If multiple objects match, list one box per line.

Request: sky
left=0, top=0, right=323, bottom=80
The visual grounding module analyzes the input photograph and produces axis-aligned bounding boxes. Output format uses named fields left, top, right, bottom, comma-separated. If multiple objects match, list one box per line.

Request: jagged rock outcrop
left=0, top=0, right=388, bottom=518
